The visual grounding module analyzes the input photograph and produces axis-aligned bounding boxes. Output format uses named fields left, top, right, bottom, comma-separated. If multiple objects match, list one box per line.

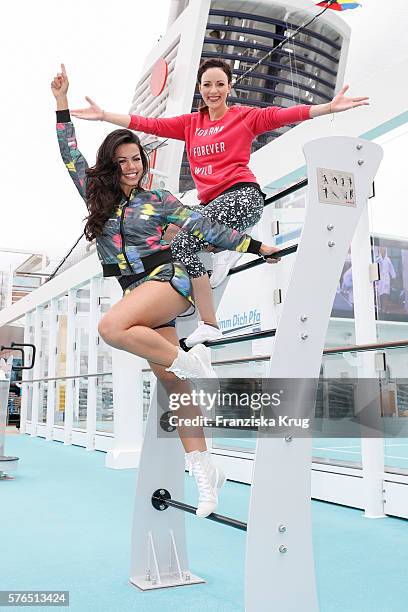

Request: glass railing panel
left=96, top=374, right=113, bottom=433
left=376, top=346, right=408, bottom=473
left=315, top=352, right=365, bottom=467
left=37, top=381, right=48, bottom=424
left=210, top=359, right=270, bottom=455
left=40, top=304, right=50, bottom=380
left=54, top=380, right=66, bottom=426
left=25, top=383, right=33, bottom=422
left=73, top=377, right=88, bottom=430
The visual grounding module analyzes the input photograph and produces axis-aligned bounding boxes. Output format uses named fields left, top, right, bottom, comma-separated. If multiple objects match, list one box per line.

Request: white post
left=30, top=306, right=43, bottom=435
left=246, top=137, right=383, bottom=612
left=86, top=277, right=100, bottom=451
left=105, top=279, right=144, bottom=469
left=45, top=298, right=58, bottom=440
left=20, top=310, right=34, bottom=434
left=63, top=289, right=76, bottom=445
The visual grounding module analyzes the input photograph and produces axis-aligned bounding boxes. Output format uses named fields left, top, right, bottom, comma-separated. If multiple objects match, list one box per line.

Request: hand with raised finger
left=71, top=96, right=104, bottom=121
left=51, top=63, right=69, bottom=98
left=330, top=84, right=370, bottom=113
left=259, top=244, right=281, bottom=263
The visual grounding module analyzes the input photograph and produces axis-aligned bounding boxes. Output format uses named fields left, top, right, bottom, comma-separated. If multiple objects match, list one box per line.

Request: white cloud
left=0, top=0, right=170, bottom=269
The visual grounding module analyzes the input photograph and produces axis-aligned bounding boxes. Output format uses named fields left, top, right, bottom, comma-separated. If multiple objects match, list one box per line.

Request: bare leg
left=148, top=327, right=207, bottom=453
left=98, top=281, right=187, bottom=366
left=191, top=274, right=219, bottom=328
left=98, top=282, right=208, bottom=452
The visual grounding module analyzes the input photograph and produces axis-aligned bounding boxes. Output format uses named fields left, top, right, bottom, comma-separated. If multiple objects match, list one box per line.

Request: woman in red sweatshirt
left=71, top=59, right=369, bottom=346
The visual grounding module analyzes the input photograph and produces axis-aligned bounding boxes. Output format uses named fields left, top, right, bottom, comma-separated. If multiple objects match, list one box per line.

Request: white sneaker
left=186, top=450, right=226, bottom=517
left=209, top=251, right=243, bottom=288
left=185, top=321, right=223, bottom=348
left=166, top=345, right=217, bottom=379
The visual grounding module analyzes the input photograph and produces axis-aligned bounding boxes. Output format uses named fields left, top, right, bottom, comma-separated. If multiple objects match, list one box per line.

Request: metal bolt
left=285, top=435, right=293, bottom=443
left=328, top=241, right=335, bottom=247
left=159, top=504, right=166, bottom=510
left=327, top=223, right=334, bottom=231
left=159, top=490, right=165, bottom=495
left=300, top=315, right=308, bottom=322
left=185, top=573, right=191, bottom=581
left=356, top=143, right=363, bottom=150
left=152, top=578, right=157, bottom=585
left=146, top=570, right=151, bottom=581
left=279, top=545, right=288, bottom=554
left=300, top=332, right=308, bottom=340
left=278, top=525, right=287, bottom=533
left=358, top=159, right=364, bottom=166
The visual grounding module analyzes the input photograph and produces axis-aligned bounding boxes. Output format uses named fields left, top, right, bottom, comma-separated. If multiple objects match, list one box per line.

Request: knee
left=98, top=315, right=122, bottom=346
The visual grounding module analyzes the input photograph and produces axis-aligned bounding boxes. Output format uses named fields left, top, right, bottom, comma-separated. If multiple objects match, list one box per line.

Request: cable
left=232, top=1, right=336, bottom=87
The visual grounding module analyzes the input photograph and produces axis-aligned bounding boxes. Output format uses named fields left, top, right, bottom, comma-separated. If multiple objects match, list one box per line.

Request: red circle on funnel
left=150, top=58, right=168, bottom=97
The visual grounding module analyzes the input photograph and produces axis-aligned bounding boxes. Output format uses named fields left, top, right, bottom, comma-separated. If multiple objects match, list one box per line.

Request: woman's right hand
left=71, top=97, right=104, bottom=121
left=51, top=63, right=69, bottom=98
left=259, top=244, right=281, bottom=263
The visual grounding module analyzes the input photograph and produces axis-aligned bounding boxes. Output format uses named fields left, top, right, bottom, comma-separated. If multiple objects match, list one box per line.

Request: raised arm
left=51, top=64, right=89, bottom=202
left=71, top=99, right=187, bottom=141
left=161, top=191, right=280, bottom=260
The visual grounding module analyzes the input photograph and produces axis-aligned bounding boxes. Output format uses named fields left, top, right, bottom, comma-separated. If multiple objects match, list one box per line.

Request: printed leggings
left=170, top=185, right=264, bottom=278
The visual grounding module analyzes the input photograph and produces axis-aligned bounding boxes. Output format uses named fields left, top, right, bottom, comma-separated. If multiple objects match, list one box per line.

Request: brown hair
left=197, top=58, right=232, bottom=113
left=84, top=130, right=149, bottom=240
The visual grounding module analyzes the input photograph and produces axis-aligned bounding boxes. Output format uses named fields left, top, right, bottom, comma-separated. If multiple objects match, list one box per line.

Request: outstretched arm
left=161, top=191, right=280, bottom=261
left=310, top=84, right=369, bottom=118
left=247, top=84, right=369, bottom=135
left=52, top=64, right=89, bottom=202
left=71, top=99, right=187, bottom=141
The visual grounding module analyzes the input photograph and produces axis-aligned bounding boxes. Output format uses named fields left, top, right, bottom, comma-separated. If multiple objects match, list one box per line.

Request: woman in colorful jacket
left=52, top=65, right=280, bottom=517
left=71, top=58, right=369, bottom=348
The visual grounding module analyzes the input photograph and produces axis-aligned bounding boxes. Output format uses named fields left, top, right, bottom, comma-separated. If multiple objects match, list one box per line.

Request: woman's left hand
left=331, top=84, right=369, bottom=113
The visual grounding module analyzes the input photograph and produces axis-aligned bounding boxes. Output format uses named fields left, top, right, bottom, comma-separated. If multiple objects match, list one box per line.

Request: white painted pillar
left=63, top=289, right=76, bottom=445
left=30, top=305, right=43, bottom=435
left=105, top=279, right=144, bottom=469
left=20, top=310, right=34, bottom=434
left=45, top=298, right=58, bottom=440
left=86, top=277, right=100, bottom=451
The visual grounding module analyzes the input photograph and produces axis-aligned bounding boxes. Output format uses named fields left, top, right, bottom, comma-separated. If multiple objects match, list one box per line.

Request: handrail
left=323, top=339, right=408, bottom=356
left=264, top=178, right=308, bottom=206
left=20, top=372, right=113, bottom=384
left=229, top=244, right=298, bottom=277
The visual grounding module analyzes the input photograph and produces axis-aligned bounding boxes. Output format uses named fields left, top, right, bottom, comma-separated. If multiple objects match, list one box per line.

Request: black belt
left=102, top=249, right=173, bottom=286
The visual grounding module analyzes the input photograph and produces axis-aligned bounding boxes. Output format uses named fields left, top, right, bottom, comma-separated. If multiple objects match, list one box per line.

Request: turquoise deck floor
left=1, top=433, right=408, bottom=612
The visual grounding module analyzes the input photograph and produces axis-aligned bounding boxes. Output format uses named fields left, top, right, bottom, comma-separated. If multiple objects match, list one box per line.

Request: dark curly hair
left=197, top=59, right=232, bottom=113
left=84, top=129, right=149, bottom=240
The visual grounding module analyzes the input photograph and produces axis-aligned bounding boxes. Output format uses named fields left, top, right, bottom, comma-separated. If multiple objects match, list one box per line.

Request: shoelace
left=187, top=458, right=215, bottom=502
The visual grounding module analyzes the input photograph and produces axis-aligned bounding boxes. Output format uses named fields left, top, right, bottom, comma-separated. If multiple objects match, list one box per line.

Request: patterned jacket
left=56, top=115, right=261, bottom=279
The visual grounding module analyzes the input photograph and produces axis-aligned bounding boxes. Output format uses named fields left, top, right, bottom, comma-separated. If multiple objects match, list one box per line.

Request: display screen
left=332, top=236, right=408, bottom=322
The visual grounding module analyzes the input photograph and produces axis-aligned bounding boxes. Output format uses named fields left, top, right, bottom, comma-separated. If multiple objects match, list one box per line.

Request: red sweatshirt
left=129, top=104, right=311, bottom=204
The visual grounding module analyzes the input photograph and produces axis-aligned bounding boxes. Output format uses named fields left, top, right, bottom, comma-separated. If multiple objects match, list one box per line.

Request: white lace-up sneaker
left=209, top=251, right=243, bottom=288
left=185, top=321, right=223, bottom=348
left=186, top=450, right=226, bottom=517
left=166, top=345, right=217, bottom=379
